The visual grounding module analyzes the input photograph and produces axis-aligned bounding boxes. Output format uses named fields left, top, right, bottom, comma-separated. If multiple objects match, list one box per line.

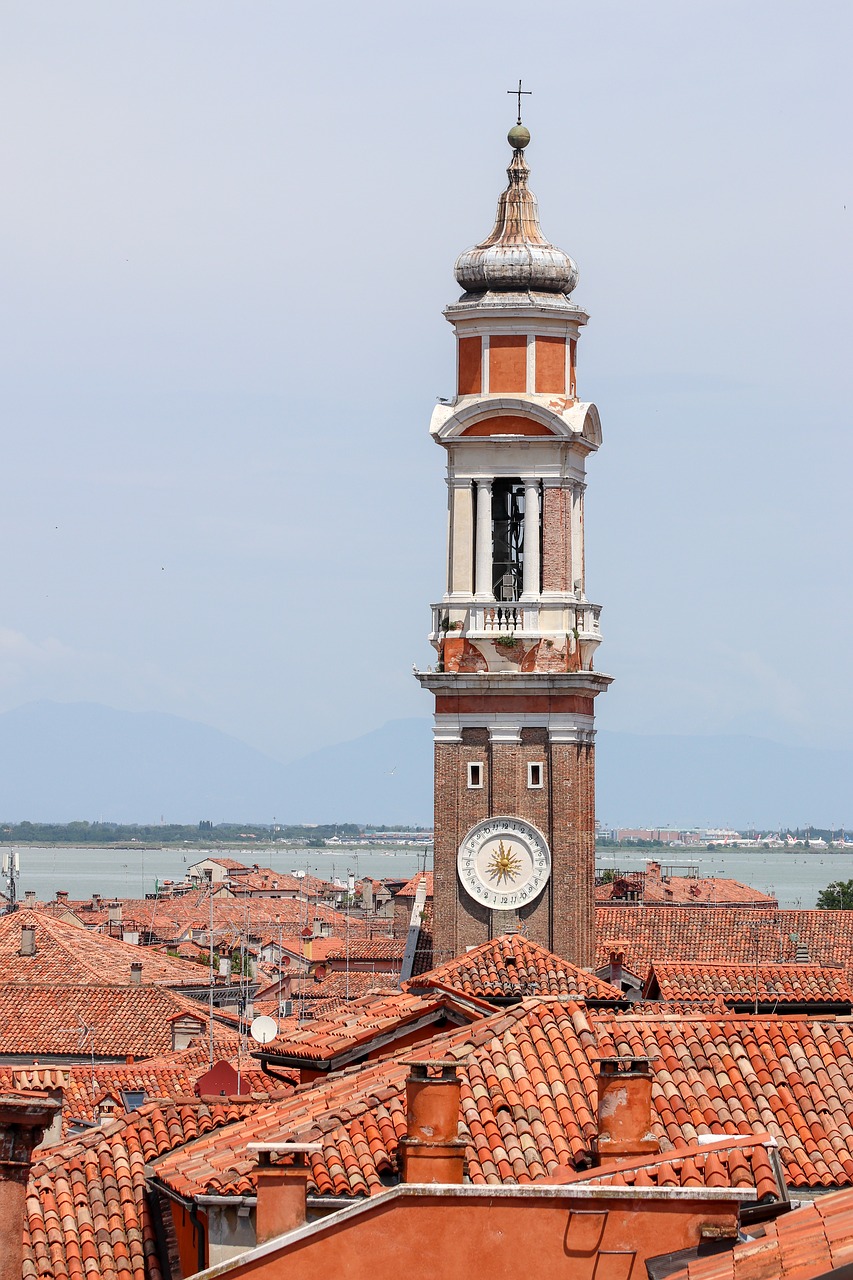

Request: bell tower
left=416, top=117, right=611, bottom=968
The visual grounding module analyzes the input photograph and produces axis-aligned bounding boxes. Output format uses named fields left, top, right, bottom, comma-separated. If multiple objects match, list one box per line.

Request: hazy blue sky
left=1, top=1, right=851, bottom=762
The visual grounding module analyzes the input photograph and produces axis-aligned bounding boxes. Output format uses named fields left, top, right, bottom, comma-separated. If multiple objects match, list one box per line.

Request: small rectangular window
left=528, top=762, right=543, bottom=789
left=468, top=762, right=483, bottom=789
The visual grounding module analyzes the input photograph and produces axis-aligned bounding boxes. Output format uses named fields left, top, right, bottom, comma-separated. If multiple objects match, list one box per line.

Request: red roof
left=409, top=934, right=623, bottom=1003
left=153, top=998, right=853, bottom=1202
left=324, top=938, right=405, bottom=962
left=644, top=961, right=853, bottom=1006
left=596, top=906, right=853, bottom=982
left=395, top=872, right=433, bottom=898
left=0, top=1042, right=289, bottom=1136
left=24, top=1098, right=261, bottom=1280
left=0, top=908, right=208, bottom=986
left=0, top=984, right=225, bottom=1058
left=668, top=1183, right=853, bottom=1280
left=596, top=868, right=777, bottom=907
left=259, top=989, right=482, bottom=1066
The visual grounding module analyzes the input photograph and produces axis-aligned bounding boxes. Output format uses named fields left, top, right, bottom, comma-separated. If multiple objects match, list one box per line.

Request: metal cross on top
left=507, top=79, right=532, bottom=125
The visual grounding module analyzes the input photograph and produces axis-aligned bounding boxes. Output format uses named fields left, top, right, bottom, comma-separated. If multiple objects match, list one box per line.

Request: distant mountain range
left=0, top=700, right=849, bottom=829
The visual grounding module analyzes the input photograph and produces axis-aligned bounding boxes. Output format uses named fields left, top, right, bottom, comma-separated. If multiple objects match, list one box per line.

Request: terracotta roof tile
left=260, top=989, right=482, bottom=1065
left=23, top=1097, right=261, bottom=1280
left=409, top=934, right=623, bottom=1003
left=0, top=984, right=227, bottom=1058
left=155, top=1002, right=853, bottom=1201
left=596, top=906, right=853, bottom=982
left=0, top=908, right=206, bottom=986
left=668, top=1184, right=853, bottom=1280
left=645, top=962, right=853, bottom=1007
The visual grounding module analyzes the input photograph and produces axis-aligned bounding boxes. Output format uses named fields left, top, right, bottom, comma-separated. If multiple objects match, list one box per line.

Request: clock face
left=457, top=817, right=551, bottom=911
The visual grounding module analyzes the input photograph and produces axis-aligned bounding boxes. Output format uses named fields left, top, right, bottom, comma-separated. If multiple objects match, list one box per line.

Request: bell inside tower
left=491, top=479, right=524, bottom=600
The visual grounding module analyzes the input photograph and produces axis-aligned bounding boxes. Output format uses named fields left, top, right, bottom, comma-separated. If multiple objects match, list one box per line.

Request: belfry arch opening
left=491, top=479, right=525, bottom=599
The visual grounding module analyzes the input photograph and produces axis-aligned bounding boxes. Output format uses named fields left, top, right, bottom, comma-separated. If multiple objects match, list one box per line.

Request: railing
left=430, top=601, right=601, bottom=641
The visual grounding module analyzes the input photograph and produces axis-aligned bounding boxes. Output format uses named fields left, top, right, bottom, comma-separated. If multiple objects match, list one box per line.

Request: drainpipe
left=399, top=1060, right=466, bottom=1184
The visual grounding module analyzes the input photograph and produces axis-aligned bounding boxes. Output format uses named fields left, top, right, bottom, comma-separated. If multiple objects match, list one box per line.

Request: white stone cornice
left=429, top=397, right=602, bottom=449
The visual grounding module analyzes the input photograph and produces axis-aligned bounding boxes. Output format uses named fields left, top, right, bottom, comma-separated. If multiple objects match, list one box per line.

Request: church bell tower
left=417, top=115, right=611, bottom=967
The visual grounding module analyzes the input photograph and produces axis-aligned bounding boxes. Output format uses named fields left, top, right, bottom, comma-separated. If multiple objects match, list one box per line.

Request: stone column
left=448, top=480, right=474, bottom=597
left=474, top=480, right=493, bottom=599
left=521, top=479, right=541, bottom=599
left=570, top=481, right=586, bottom=596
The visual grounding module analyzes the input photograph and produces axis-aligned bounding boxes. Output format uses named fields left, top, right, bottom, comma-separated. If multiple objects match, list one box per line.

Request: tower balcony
left=430, top=599, right=601, bottom=643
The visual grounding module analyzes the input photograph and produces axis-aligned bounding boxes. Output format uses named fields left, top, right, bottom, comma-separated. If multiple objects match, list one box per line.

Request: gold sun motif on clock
left=486, top=840, right=523, bottom=886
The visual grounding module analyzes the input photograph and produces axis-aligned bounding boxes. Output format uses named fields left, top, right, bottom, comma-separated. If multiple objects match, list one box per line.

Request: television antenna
left=2, top=849, right=19, bottom=911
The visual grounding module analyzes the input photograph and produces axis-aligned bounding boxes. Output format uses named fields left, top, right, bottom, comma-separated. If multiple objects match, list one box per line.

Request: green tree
left=816, top=880, right=853, bottom=910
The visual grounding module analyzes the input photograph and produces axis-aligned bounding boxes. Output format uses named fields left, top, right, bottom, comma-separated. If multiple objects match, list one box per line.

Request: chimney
left=607, top=942, right=626, bottom=990
left=399, top=1060, right=466, bottom=1184
left=594, top=1058, right=659, bottom=1164
left=130, top=961, right=143, bottom=987
left=92, top=892, right=101, bottom=909
left=108, top=902, right=122, bottom=926
left=19, top=925, right=36, bottom=957
left=218, top=951, right=232, bottom=980
left=311, top=917, right=323, bottom=939
left=23, top=891, right=36, bottom=905
left=0, top=1092, right=60, bottom=1280
left=248, top=1142, right=322, bottom=1243
left=55, top=890, right=69, bottom=904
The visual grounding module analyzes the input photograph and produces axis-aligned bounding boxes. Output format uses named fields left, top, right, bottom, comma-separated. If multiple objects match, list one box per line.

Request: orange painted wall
left=170, top=1201, right=207, bottom=1276
left=461, top=415, right=552, bottom=437
left=457, top=337, right=482, bottom=394
left=489, top=335, right=527, bottom=392
left=534, top=336, right=566, bottom=394
left=226, top=1191, right=740, bottom=1280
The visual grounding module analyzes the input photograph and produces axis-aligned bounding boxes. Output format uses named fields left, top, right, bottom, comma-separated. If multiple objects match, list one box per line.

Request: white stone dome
left=454, top=144, right=579, bottom=296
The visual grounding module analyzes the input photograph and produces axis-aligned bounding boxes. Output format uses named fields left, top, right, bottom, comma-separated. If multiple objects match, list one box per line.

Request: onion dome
left=454, top=127, right=579, bottom=296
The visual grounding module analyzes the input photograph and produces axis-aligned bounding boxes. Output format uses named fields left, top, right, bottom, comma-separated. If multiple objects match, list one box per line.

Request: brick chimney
left=248, top=1142, right=322, bottom=1243
left=130, top=961, right=143, bottom=986
left=55, top=890, right=69, bottom=905
left=399, top=1060, right=466, bottom=1184
left=19, top=925, right=36, bottom=957
left=594, top=1057, right=659, bottom=1164
left=0, top=1092, right=60, bottom=1280
left=108, top=902, right=122, bottom=926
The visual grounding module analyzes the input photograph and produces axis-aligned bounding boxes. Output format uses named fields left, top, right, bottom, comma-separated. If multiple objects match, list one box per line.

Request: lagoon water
left=11, top=845, right=432, bottom=903
left=8, top=843, right=853, bottom=910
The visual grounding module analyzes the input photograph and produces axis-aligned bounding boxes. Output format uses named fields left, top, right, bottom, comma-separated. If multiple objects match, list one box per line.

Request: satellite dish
left=250, top=1015, right=278, bottom=1045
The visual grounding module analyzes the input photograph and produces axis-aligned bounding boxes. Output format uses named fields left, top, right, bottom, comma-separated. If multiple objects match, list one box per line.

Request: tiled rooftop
left=154, top=998, right=853, bottom=1203
left=547, top=1133, right=782, bottom=1199
left=0, top=1042, right=287, bottom=1134
left=23, top=1097, right=261, bottom=1280
left=596, top=868, right=777, bottom=907
left=596, top=907, right=853, bottom=982
left=668, top=1184, right=853, bottom=1280
left=258, top=989, right=482, bottom=1065
left=284, top=970, right=400, bottom=1003
left=0, top=908, right=208, bottom=986
left=395, top=872, right=433, bottom=898
left=0, top=984, right=225, bottom=1058
left=408, top=934, right=624, bottom=1004
left=645, top=961, right=853, bottom=1007
left=324, top=938, right=405, bottom=962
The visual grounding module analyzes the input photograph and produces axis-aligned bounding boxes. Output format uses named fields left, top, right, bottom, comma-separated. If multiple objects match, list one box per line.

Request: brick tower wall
left=432, top=727, right=595, bottom=968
